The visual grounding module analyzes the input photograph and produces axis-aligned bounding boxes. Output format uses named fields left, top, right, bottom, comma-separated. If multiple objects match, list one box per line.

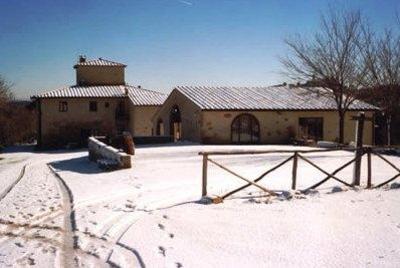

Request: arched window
left=231, top=114, right=260, bottom=144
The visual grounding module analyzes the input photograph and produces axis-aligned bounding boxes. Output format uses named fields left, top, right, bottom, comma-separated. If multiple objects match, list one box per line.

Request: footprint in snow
left=163, top=215, right=168, bottom=219
left=158, top=246, right=166, bottom=257
left=176, top=262, right=183, bottom=268
left=169, top=233, right=174, bottom=239
left=125, top=204, right=135, bottom=209
left=158, top=223, right=165, bottom=230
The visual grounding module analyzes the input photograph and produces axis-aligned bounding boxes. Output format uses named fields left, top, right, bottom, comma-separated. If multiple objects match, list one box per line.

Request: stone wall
left=75, top=66, right=125, bottom=86
left=129, top=105, right=160, bottom=136
left=200, top=110, right=375, bottom=144
left=152, top=89, right=202, bottom=142
left=88, top=137, right=131, bottom=169
left=39, top=98, right=125, bottom=148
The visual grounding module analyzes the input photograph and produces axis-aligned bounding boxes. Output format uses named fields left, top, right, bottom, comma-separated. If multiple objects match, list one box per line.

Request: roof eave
left=200, top=108, right=380, bottom=112
left=73, top=64, right=127, bottom=69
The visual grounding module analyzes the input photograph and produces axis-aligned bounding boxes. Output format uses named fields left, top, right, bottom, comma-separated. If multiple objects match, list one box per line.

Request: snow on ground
left=0, top=151, right=29, bottom=196
left=0, top=143, right=399, bottom=267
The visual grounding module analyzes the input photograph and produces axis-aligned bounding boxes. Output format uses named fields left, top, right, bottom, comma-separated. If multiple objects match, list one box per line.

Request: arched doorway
left=170, top=105, right=182, bottom=141
left=231, top=114, right=260, bottom=144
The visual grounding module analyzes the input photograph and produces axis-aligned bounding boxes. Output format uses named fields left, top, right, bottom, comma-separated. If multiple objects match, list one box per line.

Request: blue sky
left=0, top=0, right=399, bottom=99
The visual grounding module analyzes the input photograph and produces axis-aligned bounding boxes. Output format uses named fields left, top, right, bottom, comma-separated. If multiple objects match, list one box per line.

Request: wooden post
left=202, top=154, right=208, bottom=197
left=292, top=152, right=298, bottom=190
left=367, top=148, right=372, bottom=188
left=352, top=112, right=365, bottom=186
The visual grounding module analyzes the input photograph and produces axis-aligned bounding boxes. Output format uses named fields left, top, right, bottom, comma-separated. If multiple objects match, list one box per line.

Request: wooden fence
left=199, top=147, right=400, bottom=201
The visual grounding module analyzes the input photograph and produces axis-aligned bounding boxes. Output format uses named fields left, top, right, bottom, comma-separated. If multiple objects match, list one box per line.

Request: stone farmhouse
left=152, top=86, right=378, bottom=144
left=32, top=56, right=378, bottom=147
left=31, top=56, right=166, bottom=148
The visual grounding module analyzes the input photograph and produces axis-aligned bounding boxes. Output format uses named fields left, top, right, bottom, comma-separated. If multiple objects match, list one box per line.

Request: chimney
left=79, top=55, right=86, bottom=63
left=137, top=85, right=141, bottom=89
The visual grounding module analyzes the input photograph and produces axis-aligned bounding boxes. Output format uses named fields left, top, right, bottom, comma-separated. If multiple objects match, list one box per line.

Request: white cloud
left=177, top=0, right=193, bottom=6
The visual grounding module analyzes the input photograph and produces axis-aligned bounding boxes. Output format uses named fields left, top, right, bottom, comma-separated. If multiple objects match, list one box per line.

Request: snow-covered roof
left=73, top=58, right=126, bottom=68
left=127, top=86, right=167, bottom=106
left=32, top=85, right=166, bottom=106
left=176, top=86, right=378, bottom=111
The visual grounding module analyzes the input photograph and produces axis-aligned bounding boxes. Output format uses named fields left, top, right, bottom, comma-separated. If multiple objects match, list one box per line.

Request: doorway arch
left=170, top=105, right=182, bottom=141
left=231, top=114, right=260, bottom=144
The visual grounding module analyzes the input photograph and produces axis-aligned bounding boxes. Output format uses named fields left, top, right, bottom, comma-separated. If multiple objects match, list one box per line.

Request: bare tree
left=362, top=29, right=400, bottom=145
left=0, top=75, right=14, bottom=106
left=281, top=9, right=370, bottom=143
left=0, top=76, right=36, bottom=148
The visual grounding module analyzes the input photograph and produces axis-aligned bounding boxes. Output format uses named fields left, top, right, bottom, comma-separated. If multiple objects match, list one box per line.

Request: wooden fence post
left=202, top=154, right=208, bottom=197
left=352, top=112, right=365, bottom=186
left=292, top=152, right=298, bottom=190
left=367, top=148, right=372, bottom=188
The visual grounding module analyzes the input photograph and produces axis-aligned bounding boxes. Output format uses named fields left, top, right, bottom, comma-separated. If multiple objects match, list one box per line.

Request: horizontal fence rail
left=199, top=146, right=400, bottom=201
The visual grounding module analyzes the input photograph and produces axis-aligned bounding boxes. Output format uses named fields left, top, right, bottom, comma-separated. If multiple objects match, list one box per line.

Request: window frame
left=89, top=101, right=98, bottom=112
left=231, top=113, right=260, bottom=144
left=59, top=101, right=68, bottom=112
left=298, top=117, right=324, bottom=141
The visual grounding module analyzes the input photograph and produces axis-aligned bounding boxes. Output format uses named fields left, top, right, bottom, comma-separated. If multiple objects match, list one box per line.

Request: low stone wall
left=88, top=137, right=132, bottom=169
left=133, top=135, right=173, bottom=145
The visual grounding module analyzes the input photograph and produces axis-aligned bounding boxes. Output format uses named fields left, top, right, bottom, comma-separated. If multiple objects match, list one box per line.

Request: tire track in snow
left=104, top=213, right=146, bottom=268
left=47, top=165, right=145, bottom=267
left=78, top=202, right=146, bottom=267
left=47, top=164, right=77, bottom=267
left=0, top=164, right=27, bottom=202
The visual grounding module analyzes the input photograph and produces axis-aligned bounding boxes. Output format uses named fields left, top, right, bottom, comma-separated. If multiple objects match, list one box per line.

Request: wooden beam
left=371, top=152, right=400, bottom=188
left=207, top=158, right=276, bottom=196
left=198, top=148, right=352, bottom=156
left=374, top=172, right=400, bottom=188
left=298, top=154, right=353, bottom=187
left=304, top=153, right=363, bottom=191
left=353, top=112, right=365, bottom=186
left=221, top=155, right=293, bottom=199
left=292, top=152, right=298, bottom=190
left=373, top=152, right=400, bottom=173
left=202, top=154, right=208, bottom=197
left=367, top=149, right=372, bottom=188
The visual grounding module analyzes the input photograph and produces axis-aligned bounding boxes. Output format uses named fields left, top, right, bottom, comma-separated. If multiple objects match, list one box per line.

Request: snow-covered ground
left=0, top=143, right=399, bottom=267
